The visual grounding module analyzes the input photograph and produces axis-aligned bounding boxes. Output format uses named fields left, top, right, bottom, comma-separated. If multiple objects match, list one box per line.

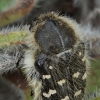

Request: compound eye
left=35, top=58, right=47, bottom=75
left=35, top=58, right=44, bottom=68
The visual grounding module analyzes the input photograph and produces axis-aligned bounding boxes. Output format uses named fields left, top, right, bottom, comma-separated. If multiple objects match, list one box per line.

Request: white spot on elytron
left=43, top=89, right=57, bottom=98
left=49, top=66, right=53, bottom=69
left=57, top=79, right=66, bottom=86
left=73, top=72, right=80, bottom=78
left=74, top=90, right=81, bottom=97
left=43, top=75, right=51, bottom=79
left=79, top=52, right=82, bottom=56
left=61, top=96, right=69, bottom=100
left=82, top=72, right=87, bottom=80
left=82, top=56, right=85, bottom=62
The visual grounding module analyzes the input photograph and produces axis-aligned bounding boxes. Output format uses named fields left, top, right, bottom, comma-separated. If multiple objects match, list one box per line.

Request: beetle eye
left=35, top=58, right=47, bottom=74
left=35, top=58, right=44, bottom=68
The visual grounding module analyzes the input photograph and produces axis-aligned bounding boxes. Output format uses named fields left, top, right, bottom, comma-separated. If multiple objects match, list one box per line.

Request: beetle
left=23, top=12, right=89, bottom=100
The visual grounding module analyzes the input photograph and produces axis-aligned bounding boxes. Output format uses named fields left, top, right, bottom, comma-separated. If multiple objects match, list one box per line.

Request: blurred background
left=0, top=0, right=100, bottom=100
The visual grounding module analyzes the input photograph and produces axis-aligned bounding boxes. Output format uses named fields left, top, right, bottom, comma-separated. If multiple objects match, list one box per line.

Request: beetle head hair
left=24, top=12, right=89, bottom=100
